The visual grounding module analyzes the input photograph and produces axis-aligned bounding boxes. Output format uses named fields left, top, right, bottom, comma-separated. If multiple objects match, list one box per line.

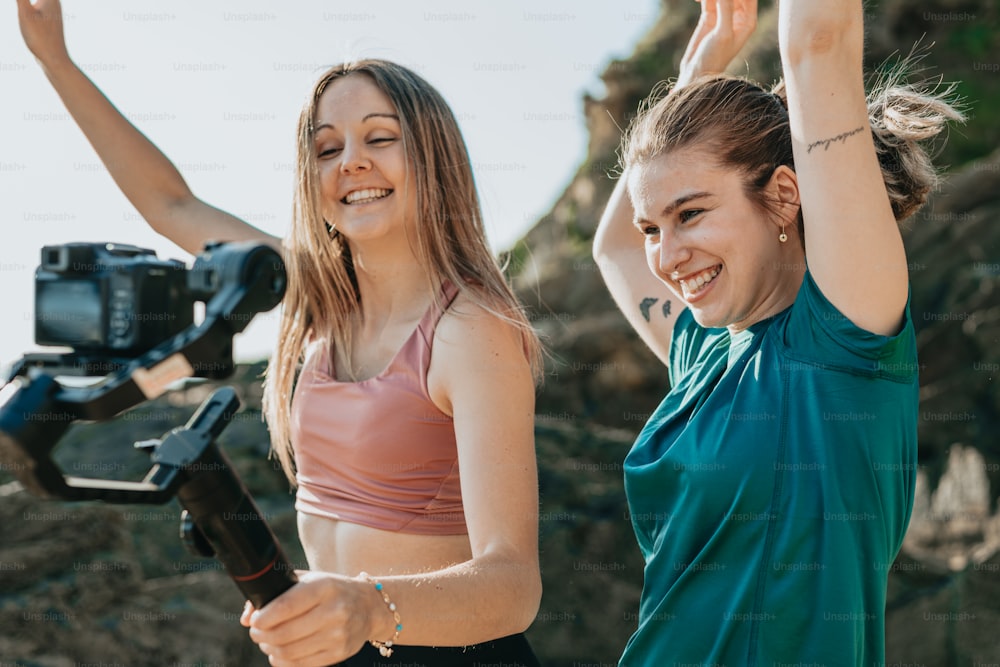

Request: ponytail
left=770, top=60, right=964, bottom=222
left=865, top=61, right=965, bottom=221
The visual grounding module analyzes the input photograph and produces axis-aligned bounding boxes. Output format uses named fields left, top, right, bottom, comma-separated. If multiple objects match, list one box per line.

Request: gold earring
left=779, top=223, right=788, bottom=243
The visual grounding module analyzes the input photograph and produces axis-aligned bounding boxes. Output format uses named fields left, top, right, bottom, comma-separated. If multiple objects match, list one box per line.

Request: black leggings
left=339, top=633, right=541, bottom=667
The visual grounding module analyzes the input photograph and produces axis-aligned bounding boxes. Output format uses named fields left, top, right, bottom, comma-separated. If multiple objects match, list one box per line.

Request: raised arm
left=16, top=0, right=281, bottom=256
left=594, top=0, right=757, bottom=366
left=778, top=1, right=905, bottom=335
left=594, top=174, right=681, bottom=366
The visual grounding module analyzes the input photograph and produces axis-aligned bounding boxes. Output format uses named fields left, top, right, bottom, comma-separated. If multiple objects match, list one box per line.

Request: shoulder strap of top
left=420, top=280, right=461, bottom=338
left=408, top=280, right=461, bottom=390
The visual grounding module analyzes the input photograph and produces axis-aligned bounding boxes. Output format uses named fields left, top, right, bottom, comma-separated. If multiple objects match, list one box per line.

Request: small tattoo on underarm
left=639, top=297, right=659, bottom=322
left=806, top=126, right=866, bottom=154
left=662, top=300, right=672, bottom=318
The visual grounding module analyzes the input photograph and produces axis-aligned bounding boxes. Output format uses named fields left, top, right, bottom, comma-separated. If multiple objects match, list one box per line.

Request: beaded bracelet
left=359, top=572, right=402, bottom=657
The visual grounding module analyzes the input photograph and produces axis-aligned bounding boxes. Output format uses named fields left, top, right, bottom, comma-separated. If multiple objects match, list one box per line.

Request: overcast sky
left=1, top=0, right=662, bottom=365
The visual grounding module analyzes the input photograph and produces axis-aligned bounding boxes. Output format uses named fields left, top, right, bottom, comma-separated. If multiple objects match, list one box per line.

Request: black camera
left=34, top=242, right=193, bottom=356
left=2, top=241, right=297, bottom=611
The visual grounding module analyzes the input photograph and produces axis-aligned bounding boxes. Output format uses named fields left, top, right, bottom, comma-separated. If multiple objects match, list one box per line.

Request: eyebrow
left=661, top=191, right=712, bottom=218
left=314, top=112, right=400, bottom=133
left=632, top=190, right=714, bottom=229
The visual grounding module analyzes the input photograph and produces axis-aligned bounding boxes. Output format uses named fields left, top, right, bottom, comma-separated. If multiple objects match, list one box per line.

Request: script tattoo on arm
left=639, top=297, right=673, bottom=322
left=806, top=126, right=866, bottom=154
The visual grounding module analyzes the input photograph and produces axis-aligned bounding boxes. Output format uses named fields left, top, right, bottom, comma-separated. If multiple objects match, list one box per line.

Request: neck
left=349, top=236, right=435, bottom=326
left=727, top=295, right=793, bottom=335
left=727, top=251, right=806, bottom=335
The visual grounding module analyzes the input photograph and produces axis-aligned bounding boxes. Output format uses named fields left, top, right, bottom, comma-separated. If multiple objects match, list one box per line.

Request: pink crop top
left=291, top=282, right=467, bottom=535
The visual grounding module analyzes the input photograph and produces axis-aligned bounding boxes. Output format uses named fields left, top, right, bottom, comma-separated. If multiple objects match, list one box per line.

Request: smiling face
left=628, top=147, right=804, bottom=332
left=313, top=74, right=418, bottom=246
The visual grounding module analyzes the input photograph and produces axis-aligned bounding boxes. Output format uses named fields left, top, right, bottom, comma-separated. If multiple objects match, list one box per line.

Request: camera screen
left=35, top=280, right=103, bottom=347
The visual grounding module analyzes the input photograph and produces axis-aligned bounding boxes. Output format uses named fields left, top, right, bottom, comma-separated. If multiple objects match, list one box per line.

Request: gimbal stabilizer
left=0, top=241, right=298, bottom=610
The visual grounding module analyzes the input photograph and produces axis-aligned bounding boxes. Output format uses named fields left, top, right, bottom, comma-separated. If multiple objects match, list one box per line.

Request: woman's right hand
left=16, top=0, right=70, bottom=67
left=677, top=0, right=758, bottom=87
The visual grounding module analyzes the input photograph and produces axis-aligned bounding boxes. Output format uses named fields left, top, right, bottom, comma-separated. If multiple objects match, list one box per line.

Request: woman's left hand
left=240, top=570, right=381, bottom=666
left=678, top=0, right=758, bottom=87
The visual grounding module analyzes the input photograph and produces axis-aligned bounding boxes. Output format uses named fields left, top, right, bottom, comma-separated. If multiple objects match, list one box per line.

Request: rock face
left=1, top=1, right=998, bottom=665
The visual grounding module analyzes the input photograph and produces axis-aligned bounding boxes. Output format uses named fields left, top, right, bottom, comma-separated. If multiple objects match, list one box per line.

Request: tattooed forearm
left=806, top=126, right=865, bottom=154
left=639, top=297, right=673, bottom=322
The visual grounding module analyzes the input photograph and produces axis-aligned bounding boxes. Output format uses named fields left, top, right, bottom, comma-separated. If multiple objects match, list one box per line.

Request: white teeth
left=344, top=188, right=391, bottom=205
left=679, top=266, right=720, bottom=296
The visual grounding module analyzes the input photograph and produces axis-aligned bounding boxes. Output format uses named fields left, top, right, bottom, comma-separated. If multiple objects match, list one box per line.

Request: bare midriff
left=298, top=512, right=473, bottom=575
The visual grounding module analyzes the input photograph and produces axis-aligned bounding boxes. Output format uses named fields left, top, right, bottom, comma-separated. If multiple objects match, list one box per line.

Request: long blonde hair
left=263, top=59, right=542, bottom=483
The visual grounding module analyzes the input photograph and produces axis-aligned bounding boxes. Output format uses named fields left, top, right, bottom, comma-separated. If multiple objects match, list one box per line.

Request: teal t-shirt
left=620, top=271, right=918, bottom=667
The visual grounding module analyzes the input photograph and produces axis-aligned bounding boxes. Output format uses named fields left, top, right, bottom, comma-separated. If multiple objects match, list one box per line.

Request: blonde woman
left=17, top=0, right=543, bottom=665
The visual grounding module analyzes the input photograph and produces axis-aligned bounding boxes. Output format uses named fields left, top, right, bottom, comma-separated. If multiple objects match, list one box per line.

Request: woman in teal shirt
left=594, top=0, right=963, bottom=664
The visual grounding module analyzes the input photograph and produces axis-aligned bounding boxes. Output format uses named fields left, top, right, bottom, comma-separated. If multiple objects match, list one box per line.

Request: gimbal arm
left=0, top=241, right=297, bottom=609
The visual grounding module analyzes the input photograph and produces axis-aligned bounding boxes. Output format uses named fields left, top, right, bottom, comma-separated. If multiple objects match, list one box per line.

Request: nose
left=339, top=139, right=371, bottom=174
left=657, top=229, right=691, bottom=280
